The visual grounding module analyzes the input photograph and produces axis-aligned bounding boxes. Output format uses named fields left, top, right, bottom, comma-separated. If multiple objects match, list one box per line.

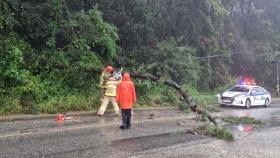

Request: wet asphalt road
left=222, top=103, right=280, bottom=121
left=0, top=109, right=202, bottom=158
left=133, top=104, right=280, bottom=158
left=1, top=104, right=280, bottom=158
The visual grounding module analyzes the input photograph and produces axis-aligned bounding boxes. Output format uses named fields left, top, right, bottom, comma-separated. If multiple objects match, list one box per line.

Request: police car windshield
left=229, top=86, right=250, bottom=92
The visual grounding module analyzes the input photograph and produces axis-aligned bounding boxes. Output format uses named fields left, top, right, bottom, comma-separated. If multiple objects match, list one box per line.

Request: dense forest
left=1, top=0, right=280, bottom=114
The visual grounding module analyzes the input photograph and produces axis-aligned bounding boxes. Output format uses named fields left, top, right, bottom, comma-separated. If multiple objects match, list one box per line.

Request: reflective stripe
left=100, top=71, right=111, bottom=88
left=105, top=80, right=120, bottom=96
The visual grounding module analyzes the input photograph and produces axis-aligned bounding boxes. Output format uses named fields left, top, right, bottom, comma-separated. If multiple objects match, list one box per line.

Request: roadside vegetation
left=1, top=0, right=280, bottom=115
left=223, top=116, right=262, bottom=125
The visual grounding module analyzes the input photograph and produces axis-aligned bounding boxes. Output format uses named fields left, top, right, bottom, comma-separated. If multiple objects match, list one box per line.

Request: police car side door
left=250, top=87, right=260, bottom=105
left=257, top=87, right=266, bottom=105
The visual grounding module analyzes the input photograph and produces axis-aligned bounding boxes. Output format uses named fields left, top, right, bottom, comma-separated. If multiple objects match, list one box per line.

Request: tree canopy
left=1, top=0, right=280, bottom=114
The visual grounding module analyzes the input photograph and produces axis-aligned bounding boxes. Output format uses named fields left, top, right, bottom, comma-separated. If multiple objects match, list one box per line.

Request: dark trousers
left=121, top=109, right=131, bottom=129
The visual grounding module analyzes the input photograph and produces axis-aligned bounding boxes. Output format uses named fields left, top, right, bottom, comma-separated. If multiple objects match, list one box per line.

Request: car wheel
left=245, top=99, right=251, bottom=109
left=264, top=98, right=269, bottom=107
left=220, top=104, right=225, bottom=107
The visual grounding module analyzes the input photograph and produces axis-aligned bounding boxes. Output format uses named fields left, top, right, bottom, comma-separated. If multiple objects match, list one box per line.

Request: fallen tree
left=130, top=73, right=217, bottom=126
left=34, top=61, right=218, bottom=125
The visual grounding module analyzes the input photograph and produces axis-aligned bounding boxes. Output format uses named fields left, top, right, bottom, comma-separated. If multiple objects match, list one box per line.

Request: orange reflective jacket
left=116, top=73, right=136, bottom=109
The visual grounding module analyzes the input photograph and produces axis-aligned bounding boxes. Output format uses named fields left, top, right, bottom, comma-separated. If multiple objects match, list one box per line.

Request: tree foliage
left=1, top=0, right=280, bottom=114
left=0, top=0, right=118, bottom=114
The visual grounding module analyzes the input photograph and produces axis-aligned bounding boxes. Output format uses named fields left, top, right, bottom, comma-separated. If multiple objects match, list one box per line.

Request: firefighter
left=97, top=76, right=121, bottom=116
left=99, top=66, right=113, bottom=100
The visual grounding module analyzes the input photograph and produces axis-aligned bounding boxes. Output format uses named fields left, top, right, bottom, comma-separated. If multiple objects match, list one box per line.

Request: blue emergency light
left=238, top=80, right=256, bottom=86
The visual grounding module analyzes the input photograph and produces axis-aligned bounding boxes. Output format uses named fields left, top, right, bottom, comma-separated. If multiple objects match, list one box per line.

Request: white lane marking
left=0, top=132, right=33, bottom=138
left=0, top=116, right=193, bottom=138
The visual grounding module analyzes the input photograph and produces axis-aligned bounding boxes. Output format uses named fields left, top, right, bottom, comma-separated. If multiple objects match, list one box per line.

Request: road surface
left=1, top=104, right=280, bottom=158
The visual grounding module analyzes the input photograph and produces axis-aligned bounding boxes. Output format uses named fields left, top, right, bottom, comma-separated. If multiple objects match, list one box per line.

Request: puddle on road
left=110, top=131, right=209, bottom=152
left=228, top=114, right=280, bottom=138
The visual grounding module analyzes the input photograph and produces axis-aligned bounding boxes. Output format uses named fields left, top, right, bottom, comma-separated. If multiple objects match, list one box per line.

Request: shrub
left=0, top=96, right=23, bottom=114
left=135, top=80, right=179, bottom=107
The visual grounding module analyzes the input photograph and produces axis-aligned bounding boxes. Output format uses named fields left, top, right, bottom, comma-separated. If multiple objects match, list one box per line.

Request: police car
left=217, top=83, right=271, bottom=109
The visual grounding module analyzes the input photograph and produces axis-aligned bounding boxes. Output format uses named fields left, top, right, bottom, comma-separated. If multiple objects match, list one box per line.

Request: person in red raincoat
left=116, top=73, right=136, bottom=129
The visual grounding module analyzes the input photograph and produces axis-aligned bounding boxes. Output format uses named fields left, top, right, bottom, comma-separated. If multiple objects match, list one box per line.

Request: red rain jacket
left=116, top=73, right=136, bottom=109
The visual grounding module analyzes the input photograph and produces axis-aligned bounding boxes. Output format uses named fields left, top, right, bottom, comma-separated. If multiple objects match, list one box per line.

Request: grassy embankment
left=0, top=82, right=223, bottom=115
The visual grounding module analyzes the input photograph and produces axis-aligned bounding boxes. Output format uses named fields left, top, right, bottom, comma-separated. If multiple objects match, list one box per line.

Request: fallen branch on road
left=130, top=73, right=217, bottom=126
left=189, top=124, right=234, bottom=141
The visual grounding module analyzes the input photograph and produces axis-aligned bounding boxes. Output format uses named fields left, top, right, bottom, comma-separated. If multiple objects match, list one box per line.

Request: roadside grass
left=178, top=102, right=191, bottom=113
left=38, top=95, right=100, bottom=114
left=137, top=92, right=219, bottom=114
left=191, top=124, right=234, bottom=142
left=177, top=93, right=219, bottom=113
left=134, top=102, right=175, bottom=108
left=0, top=82, right=221, bottom=115
left=193, top=94, right=217, bottom=107
left=223, top=116, right=261, bottom=125
left=205, top=106, right=221, bottom=112
left=195, top=94, right=221, bottom=113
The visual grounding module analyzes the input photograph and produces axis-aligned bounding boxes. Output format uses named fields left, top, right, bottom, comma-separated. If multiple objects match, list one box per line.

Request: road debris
left=185, top=129, right=198, bottom=135
left=55, top=114, right=65, bottom=122
left=148, top=113, right=155, bottom=119
left=237, top=125, right=254, bottom=132
left=55, top=114, right=80, bottom=122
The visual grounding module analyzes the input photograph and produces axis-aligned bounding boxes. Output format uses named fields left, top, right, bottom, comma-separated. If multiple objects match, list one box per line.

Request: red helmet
left=105, top=66, right=113, bottom=72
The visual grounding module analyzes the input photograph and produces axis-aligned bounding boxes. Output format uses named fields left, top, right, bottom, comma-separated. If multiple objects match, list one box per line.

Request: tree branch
left=130, top=72, right=217, bottom=126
